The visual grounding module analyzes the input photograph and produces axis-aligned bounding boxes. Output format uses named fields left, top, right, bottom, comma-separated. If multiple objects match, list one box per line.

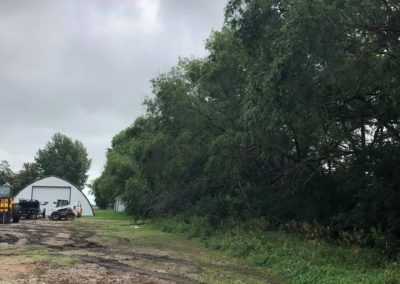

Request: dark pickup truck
left=19, top=199, right=46, bottom=219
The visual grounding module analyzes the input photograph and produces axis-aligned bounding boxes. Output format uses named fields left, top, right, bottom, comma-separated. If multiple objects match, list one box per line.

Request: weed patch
left=159, top=218, right=400, bottom=283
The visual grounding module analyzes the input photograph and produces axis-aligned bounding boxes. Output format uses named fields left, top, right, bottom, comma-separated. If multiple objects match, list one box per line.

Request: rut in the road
left=80, top=255, right=202, bottom=284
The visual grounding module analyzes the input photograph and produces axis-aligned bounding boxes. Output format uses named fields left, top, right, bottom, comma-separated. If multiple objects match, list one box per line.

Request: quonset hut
left=16, top=176, right=94, bottom=216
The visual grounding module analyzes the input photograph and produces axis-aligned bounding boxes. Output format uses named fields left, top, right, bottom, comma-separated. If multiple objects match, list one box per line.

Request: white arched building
left=16, top=176, right=94, bottom=216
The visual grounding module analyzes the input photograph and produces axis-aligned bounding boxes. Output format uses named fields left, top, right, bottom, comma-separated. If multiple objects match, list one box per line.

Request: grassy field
left=2, top=210, right=397, bottom=283
left=201, top=229, right=400, bottom=283
left=88, top=210, right=283, bottom=283
left=93, top=209, right=136, bottom=221
left=93, top=210, right=400, bottom=283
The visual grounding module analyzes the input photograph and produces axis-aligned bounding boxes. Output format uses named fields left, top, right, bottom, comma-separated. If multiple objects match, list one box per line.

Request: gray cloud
left=0, top=0, right=227, bottom=199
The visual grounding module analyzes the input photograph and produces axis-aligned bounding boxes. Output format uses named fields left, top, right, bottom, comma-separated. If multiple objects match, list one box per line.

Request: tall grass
left=160, top=217, right=400, bottom=284
left=93, top=209, right=133, bottom=221
left=94, top=212, right=400, bottom=283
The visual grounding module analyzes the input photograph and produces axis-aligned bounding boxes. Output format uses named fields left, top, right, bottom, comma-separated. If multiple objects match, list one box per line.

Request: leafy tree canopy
left=0, top=161, right=13, bottom=187
left=93, top=0, right=400, bottom=256
left=35, top=133, right=91, bottom=189
left=12, top=163, right=41, bottom=194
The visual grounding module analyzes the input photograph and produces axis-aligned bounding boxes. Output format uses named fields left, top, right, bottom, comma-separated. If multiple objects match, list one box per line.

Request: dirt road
left=0, top=217, right=281, bottom=284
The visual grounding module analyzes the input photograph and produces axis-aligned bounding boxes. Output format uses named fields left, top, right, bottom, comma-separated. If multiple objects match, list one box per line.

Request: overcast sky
left=0, top=0, right=228, bottom=201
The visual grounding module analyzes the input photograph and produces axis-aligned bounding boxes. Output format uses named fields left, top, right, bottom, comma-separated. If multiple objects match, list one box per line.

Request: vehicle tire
left=66, top=212, right=76, bottom=221
left=50, top=211, right=60, bottom=221
left=5, top=213, right=11, bottom=224
left=12, top=204, right=20, bottom=223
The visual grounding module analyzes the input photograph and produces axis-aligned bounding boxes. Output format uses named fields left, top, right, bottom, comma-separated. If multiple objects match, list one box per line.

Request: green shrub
left=93, top=209, right=133, bottom=221
left=160, top=217, right=190, bottom=234
left=188, top=216, right=213, bottom=240
left=370, top=227, right=398, bottom=259
left=383, top=263, right=400, bottom=284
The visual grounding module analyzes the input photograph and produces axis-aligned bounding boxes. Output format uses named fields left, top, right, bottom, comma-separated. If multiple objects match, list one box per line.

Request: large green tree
left=93, top=0, right=400, bottom=254
left=35, top=133, right=91, bottom=189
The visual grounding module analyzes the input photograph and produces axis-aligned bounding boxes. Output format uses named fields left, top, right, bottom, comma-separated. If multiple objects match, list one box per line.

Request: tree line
left=1, top=133, right=91, bottom=193
left=93, top=0, right=400, bottom=254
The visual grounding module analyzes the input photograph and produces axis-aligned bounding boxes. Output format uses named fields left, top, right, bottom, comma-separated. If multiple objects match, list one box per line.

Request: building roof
left=18, top=175, right=94, bottom=215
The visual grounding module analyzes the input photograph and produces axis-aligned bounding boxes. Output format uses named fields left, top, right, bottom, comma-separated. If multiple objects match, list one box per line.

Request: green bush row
left=160, top=217, right=400, bottom=283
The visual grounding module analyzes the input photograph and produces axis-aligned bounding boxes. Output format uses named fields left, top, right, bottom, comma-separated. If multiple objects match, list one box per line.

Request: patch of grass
left=11, top=247, right=78, bottom=268
left=81, top=212, right=283, bottom=283
left=0, top=245, right=26, bottom=255
left=89, top=211, right=400, bottom=283
left=200, top=228, right=400, bottom=284
left=51, top=256, right=77, bottom=267
left=24, top=252, right=52, bottom=262
left=80, top=213, right=179, bottom=249
left=202, top=267, right=271, bottom=284
left=92, top=209, right=134, bottom=221
left=89, top=220, right=180, bottom=247
left=157, top=218, right=400, bottom=283
left=159, top=217, right=190, bottom=234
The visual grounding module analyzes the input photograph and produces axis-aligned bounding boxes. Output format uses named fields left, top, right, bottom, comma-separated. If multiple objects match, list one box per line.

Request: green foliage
left=35, top=133, right=91, bottom=189
left=0, top=161, right=13, bottom=187
left=94, top=0, right=400, bottom=257
left=156, top=216, right=400, bottom=283
left=92, top=209, right=134, bottom=221
left=184, top=219, right=400, bottom=283
left=0, top=161, right=41, bottom=195
left=160, top=216, right=190, bottom=234
left=12, top=163, right=41, bottom=194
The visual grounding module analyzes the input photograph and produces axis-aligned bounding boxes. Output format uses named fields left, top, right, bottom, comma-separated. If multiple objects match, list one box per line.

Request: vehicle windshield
left=56, top=200, right=69, bottom=207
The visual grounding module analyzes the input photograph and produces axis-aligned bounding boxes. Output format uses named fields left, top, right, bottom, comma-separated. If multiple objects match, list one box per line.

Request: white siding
left=32, top=187, right=70, bottom=214
left=114, top=200, right=125, bottom=212
left=16, top=176, right=94, bottom=216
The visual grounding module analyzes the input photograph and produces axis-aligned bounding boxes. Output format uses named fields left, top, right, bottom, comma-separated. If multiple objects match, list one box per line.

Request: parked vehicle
left=0, top=185, right=20, bottom=224
left=49, top=199, right=82, bottom=221
left=19, top=199, right=46, bottom=219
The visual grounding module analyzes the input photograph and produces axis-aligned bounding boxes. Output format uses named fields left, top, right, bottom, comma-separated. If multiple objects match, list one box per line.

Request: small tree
left=35, top=133, right=91, bottom=189
left=0, top=161, right=14, bottom=186
left=12, top=163, right=41, bottom=194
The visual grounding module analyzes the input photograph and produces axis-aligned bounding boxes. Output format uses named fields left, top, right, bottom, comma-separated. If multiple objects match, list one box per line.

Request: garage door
left=32, top=186, right=71, bottom=216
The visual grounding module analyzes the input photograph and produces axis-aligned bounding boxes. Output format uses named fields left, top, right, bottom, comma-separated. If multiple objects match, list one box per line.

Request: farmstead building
left=16, top=176, right=94, bottom=216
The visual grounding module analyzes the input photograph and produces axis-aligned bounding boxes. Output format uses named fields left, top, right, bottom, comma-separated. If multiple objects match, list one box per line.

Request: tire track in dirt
left=80, top=255, right=201, bottom=283
left=0, top=219, right=203, bottom=283
left=0, top=218, right=284, bottom=284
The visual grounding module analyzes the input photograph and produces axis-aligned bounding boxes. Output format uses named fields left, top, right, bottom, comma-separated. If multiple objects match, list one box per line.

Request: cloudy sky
left=0, top=0, right=228, bottom=201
